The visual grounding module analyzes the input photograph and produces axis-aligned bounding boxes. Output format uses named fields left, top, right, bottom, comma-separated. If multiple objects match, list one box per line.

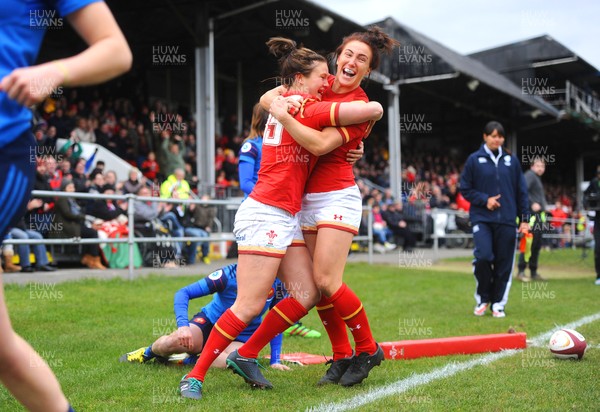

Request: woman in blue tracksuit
left=460, top=121, right=529, bottom=318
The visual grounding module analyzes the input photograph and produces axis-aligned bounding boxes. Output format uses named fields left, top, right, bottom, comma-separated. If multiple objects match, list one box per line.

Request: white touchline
left=308, top=311, right=600, bottom=412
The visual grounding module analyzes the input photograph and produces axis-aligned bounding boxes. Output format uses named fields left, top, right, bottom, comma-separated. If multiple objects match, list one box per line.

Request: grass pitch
left=1, top=248, right=598, bottom=411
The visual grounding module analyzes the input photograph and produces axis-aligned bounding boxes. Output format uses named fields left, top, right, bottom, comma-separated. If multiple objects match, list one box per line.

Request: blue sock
left=143, top=345, right=156, bottom=360
left=67, top=404, right=75, bottom=412
left=183, top=354, right=198, bottom=365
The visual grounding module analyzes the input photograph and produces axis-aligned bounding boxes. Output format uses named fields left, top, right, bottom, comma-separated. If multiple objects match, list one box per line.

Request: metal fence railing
left=429, top=208, right=593, bottom=258
left=3, top=190, right=374, bottom=277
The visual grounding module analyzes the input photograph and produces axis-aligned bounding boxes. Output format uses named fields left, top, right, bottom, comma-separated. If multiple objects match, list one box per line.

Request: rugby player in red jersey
left=261, top=27, right=399, bottom=387
left=179, top=37, right=383, bottom=400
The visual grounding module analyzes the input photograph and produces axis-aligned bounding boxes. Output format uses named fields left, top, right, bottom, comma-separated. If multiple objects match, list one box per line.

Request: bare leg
left=312, top=228, right=354, bottom=296
left=152, top=324, right=205, bottom=357
left=184, top=254, right=282, bottom=383
left=230, top=254, right=282, bottom=322
left=303, top=233, right=317, bottom=258
left=0, top=274, right=69, bottom=412
left=278, top=246, right=320, bottom=309
left=213, top=341, right=243, bottom=368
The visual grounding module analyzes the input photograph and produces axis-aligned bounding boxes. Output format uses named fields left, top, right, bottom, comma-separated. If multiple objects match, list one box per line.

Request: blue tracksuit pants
left=472, top=222, right=517, bottom=310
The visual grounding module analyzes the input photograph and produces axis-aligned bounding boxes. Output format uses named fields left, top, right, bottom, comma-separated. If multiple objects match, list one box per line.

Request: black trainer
left=339, top=344, right=384, bottom=387
left=226, top=350, right=273, bottom=389
left=316, top=353, right=354, bottom=386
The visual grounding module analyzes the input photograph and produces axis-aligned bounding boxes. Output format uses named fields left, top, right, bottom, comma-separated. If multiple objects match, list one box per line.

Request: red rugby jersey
left=250, top=93, right=342, bottom=215
left=305, top=75, right=374, bottom=193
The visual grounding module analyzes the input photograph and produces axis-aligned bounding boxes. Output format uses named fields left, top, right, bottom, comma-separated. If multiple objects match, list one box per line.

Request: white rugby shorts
left=300, top=185, right=362, bottom=235
left=234, top=197, right=303, bottom=258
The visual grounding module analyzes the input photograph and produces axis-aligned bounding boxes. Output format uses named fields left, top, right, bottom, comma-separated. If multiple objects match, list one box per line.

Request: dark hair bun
left=266, top=37, right=297, bottom=61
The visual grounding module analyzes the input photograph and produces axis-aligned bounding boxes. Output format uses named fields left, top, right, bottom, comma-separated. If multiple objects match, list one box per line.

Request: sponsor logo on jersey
left=208, top=269, right=223, bottom=280
left=241, top=142, right=252, bottom=153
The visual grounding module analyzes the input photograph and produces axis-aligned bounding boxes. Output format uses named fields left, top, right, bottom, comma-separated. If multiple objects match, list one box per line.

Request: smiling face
left=333, top=40, right=372, bottom=94
left=483, top=129, right=505, bottom=152
left=294, top=61, right=330, bottom=100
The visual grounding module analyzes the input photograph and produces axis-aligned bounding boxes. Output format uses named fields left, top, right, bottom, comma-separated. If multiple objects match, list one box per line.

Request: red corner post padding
left=380, top=333, right=527, bottom=360
left=266, top=353, right=332, bottom=365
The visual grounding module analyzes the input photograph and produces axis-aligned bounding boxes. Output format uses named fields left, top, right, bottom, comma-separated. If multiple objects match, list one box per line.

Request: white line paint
left=529, top=312, right=600, bottom=347
left=308, top=311, right=600, bottom=412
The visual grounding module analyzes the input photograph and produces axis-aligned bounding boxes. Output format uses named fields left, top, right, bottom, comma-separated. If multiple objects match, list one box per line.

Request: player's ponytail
left=246, top=102, right=269, bottom=141
left=266, top=37, right=327, bottom=87
left=266, top=37, right=297, bottom=62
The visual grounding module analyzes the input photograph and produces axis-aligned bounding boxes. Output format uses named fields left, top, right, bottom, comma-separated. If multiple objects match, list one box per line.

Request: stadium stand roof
left=37, top=1, right=597, bottom=195
left=370, top=17, right=561, bottom=118
left=469, top=35, right=600, bottom=90
left=469, top=35, right=600, bottom=129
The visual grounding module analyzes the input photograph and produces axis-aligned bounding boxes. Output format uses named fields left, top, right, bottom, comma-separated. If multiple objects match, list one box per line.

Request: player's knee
left=474, top=251, right=494, bottom=263
left=162, top=333, right=181, bottom=350
left=292, top=286, right=320, bottom=310
left=231, top=300, right=264, bottom=323
left=313, top=273, right=340, bottom=297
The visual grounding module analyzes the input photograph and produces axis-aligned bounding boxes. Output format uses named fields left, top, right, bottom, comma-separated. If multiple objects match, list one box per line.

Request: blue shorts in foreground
left=0, top=132, right=36, bottom=239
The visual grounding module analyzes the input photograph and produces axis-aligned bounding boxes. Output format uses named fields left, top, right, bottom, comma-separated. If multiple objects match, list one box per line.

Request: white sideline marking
left=308, top=311, right=600, bottom=412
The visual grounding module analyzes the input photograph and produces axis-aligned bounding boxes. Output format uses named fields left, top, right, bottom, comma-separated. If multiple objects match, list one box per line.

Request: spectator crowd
left=353, top=138, right=583, bottom=252
left=0, top=90, right=585, bottom=272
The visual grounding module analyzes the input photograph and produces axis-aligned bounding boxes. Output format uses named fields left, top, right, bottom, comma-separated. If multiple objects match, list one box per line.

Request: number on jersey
left=263, top=115, right=283, bottom=146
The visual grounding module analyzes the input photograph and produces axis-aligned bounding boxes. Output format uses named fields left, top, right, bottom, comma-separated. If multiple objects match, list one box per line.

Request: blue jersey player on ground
left=120, top=264, right=289, bottom=370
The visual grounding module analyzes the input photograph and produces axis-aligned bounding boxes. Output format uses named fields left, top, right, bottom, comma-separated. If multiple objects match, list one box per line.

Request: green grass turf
left=444, top=247, right=595, bottom=271
left=1, top=249, right=598, bottom=411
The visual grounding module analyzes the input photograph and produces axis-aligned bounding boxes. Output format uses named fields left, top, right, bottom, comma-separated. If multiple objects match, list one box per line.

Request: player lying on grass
left=120, top=263, right=289, bottom=370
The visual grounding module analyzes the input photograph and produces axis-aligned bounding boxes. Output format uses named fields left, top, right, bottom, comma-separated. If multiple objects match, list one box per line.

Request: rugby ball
left=549, top=329, right=587, bottom=360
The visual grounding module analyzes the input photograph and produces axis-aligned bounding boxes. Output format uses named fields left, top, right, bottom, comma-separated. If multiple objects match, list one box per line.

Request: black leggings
left=80, top=225, right=100, bottom=257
